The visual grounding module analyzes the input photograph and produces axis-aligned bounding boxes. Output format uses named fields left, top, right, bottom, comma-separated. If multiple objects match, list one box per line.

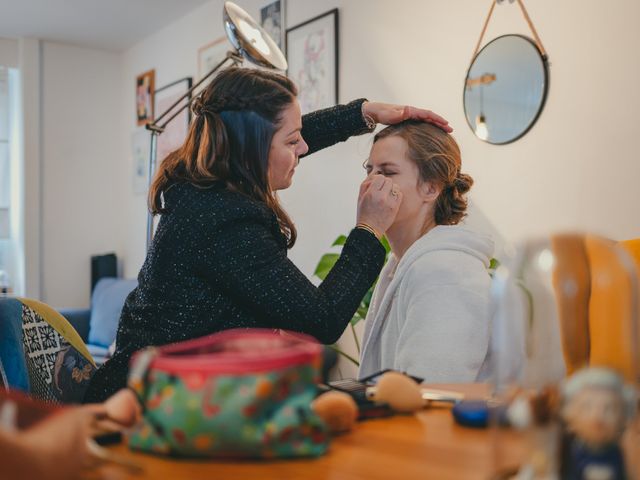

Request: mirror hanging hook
left=471, top=0, right=547, bottom=63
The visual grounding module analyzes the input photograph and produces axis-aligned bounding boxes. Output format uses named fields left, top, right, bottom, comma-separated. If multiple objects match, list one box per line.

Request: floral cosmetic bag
left=127, top=329, right=329, bottom=458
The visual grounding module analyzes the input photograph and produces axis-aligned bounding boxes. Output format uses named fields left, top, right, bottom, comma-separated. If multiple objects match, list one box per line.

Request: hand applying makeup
left=362, top=101, right=453, bottom=132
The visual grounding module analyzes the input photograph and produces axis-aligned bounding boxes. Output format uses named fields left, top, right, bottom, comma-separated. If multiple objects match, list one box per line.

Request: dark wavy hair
left=148, top=67, right=299, bottom=247
left=373, top=121, right=473, bottom=225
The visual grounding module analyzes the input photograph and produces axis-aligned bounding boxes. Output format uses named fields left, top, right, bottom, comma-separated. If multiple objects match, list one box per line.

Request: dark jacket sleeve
left=197, top=215, right=385, bottom=344
left=301, top=98, right=374, bottom=156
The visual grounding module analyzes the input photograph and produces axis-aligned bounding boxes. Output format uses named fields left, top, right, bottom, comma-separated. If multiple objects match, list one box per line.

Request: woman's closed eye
left=370, top=169, right=397, bottom=177
left=363, top=160, right=397, bottom=177
left=288, top=133, right=303, bottom=147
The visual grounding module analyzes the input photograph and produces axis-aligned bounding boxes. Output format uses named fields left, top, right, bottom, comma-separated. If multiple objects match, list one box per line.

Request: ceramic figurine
left=560, top=367, right=636, bottom=480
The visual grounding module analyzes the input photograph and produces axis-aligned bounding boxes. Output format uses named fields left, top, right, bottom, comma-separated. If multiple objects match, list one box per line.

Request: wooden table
left=100, top=411, right=522, bottom=480
left=98, top=385, right=526, bottom=480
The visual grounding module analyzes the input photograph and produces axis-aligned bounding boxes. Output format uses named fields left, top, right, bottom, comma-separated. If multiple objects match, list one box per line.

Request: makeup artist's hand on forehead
left=362, top=101, right=453, bottom=133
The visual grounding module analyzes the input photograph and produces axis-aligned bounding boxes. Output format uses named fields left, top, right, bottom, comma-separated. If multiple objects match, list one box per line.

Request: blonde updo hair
left=373, top=121, right=473, bottom=225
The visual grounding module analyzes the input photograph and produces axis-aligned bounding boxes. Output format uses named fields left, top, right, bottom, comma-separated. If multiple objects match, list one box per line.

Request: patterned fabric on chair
left=0, top=297, right=96, bottom=403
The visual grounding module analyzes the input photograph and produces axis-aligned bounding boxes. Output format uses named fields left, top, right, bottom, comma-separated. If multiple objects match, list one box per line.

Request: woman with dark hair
left=84, top=68, right=451, bottom=402
left=359, top=121, right=495, bottom=383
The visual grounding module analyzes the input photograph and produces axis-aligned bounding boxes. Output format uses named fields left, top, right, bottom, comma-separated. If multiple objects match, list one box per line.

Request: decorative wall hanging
left=197, top=36, right=228, bottom=81
left=286, top=9, right=338, bottom=114
left=153, top=77, right=192, bottom=163
left=131, top=127, right=149, bottom=194
left=135, top=69, right=155, bottom=126
left=260, top=0, right=285, bottom=50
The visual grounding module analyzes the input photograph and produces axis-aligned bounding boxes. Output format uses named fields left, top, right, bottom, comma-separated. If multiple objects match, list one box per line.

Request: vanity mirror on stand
left=464, top=0, right=549, bottom=144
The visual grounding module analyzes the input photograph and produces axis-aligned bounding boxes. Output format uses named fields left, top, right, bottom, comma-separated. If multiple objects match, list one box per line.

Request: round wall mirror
left=464, top=34, right=549, bottom=145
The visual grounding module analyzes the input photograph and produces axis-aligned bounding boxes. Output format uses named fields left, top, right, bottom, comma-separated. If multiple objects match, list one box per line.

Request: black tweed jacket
left=84, top=99, right=386, bottom=402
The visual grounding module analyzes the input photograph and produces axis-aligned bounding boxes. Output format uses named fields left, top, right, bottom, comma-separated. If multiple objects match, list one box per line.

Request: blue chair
left=60, top=277, right=137, bottom=365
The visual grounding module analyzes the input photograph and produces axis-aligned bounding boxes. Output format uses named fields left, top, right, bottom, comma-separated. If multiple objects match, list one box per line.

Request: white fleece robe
left=359, top=225, right=495, bottom=383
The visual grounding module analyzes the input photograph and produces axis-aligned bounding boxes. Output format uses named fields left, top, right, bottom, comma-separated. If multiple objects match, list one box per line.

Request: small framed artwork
left=154, top=77, right=193, bottom=163
left=260, top=0, right=285, bottom=50
left=286, top=9, right=339, bottom=114
left=198, top=36, right=228, bottom=80
left=136, top=69, right=155, bottom=125
left=131, top=127, right=149, bottom=194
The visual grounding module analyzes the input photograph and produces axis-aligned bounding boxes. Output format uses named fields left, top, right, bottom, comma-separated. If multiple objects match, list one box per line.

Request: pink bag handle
left=130, top=329, right=322, bottom=376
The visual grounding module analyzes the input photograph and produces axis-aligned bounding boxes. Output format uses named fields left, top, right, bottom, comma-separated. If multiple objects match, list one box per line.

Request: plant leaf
left=313, top=253, right=340, bottom=280
left=361, top=289, right=373, bottom=307
left=328, top=344, right=360, bottom=367
left=332, top=235, right=348, bottom=247
left=381, top=235, right=391, bottom=253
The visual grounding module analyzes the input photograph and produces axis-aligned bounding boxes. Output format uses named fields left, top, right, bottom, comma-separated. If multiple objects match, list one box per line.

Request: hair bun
left=453, top=172, right=473, bottom=195
left=437, top=171, right=474, bottom=225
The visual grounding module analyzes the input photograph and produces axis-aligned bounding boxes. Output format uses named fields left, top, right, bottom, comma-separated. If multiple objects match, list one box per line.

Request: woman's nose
left=298, top=137, right=309, bottom=156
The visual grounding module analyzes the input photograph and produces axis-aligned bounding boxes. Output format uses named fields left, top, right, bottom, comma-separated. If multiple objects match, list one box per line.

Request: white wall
left=114, top=0, right=640, bottom=377
left=20, top=38, right=42, bottom=300
left=0, top=37, right=18, bottom=68
left=40, top=42, right=124, bottom=307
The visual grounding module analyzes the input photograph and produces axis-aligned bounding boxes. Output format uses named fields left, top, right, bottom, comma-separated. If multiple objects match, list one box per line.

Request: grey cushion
left=88, top=278, right=137, bottom=348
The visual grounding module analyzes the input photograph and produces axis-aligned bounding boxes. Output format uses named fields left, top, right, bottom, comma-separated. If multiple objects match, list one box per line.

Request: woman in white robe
left=359, top=121, right=494, bottom=383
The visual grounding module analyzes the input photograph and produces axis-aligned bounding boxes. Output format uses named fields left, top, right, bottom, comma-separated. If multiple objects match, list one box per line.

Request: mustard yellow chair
left=585, top=236, right=638, bottom=381
left=620, top=238, right=640, bottom=270
left=551, top=234, right=591, bottom=376
left=0, top=297, right=96, bottom=403
left=551, top=235, right=639, bottom=381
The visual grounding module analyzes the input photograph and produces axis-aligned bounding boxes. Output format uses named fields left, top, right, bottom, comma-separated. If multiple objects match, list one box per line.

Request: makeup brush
left=365, top=371, right=423, bottom=413
left=312, top=390, right=359, bottom=433
left=365, top=371, right=464, bottom=413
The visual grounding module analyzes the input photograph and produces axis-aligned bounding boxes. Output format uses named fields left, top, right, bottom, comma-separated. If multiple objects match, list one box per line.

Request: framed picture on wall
left=260, top=0, right=285, bottom=50
left=198, top=36, right=229, bottom=80
left=131, top=127, right=149, bottom=194
left=153, top=77, right=193, bottom=163
left=285, top=9, right=338, bottom=114
left=136, top=69, right=155, bottom=125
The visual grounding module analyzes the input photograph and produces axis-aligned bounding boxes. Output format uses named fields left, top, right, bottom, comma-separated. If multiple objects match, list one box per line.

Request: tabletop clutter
left=116, top=329, right=468, bottom=459
left=2, top=328, right=637, bottom=480
left=118, top=327, right=638, bottom=479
